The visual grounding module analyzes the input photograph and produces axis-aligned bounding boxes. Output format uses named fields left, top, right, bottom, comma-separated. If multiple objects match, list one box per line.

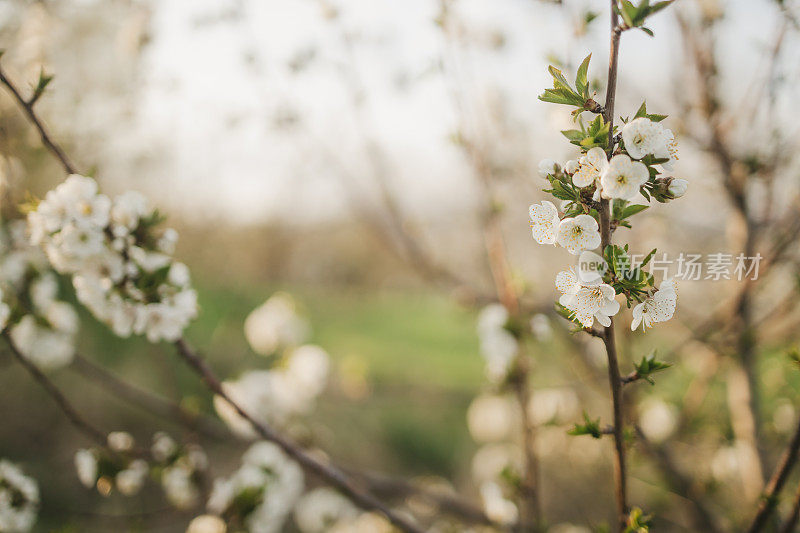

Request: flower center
left=616, top=174, right=628, bottom=185
left=572, top=226, right=583, bottom=236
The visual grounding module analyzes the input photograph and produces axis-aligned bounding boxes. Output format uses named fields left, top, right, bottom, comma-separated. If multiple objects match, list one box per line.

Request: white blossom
left=74, top=449, right=98, bottom=488
left=187, top=515, right=227, bottom=533
left=107, top=431, right=135, bottom=452
left=528, top=201, right=560, bottom=245
left=244, top=293, right=310, bottom=356
left=0, top=460, right=39, bottom=532
left=556, top=269, right=620, bottom=327
left=162, top=464, right=200, bottom=509
left=27, top=176, right=197, bottom=344
left=600, top=154, right=649, bottom=201
left=467, top=395, right=518, bottom=443
left=630, top=279, right=678, bottom=331
left=621, top=117, right=678, bottom=167
left=479, top=481, right=518, bottom=526
left=572, top=147, right=608, bottom=188
left=294, top=488, right=358, bottom=533
left=116, top=460, right=148, bottom=496
left=207, top=442, right=304, bottom=533
left=556, top=214, right=601, bottom=255
left=476, top=304, right=518, bottom=383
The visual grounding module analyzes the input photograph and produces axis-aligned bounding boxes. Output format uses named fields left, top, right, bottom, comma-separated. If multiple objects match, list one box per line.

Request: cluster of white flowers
left=531, top=116, right=686, bottom=332
left=244, top=292, right=310, bottom=356
left=0, top=460, right=39, bottom=532
left=74, top=431, right=148, bottom=496
left=207, top=441, right=304, bottom=533
left=151, top=432, right=207, bottom=510
left=214, top=344, right=330, bottom=439
left=26, top=175, right=197, bottom=342
left=0, top=219, right=79, bottom=369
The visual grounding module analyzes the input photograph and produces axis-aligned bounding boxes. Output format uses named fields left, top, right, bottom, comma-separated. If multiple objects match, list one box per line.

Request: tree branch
left=746, top=413, right=800, bottom=533
left=0, top=63, right=77, bottom=175
left=600, top=2, right=628, bottom=530
left=3, top=332, right=107, bottom=446
left=174, top=338, right=424, bottom=533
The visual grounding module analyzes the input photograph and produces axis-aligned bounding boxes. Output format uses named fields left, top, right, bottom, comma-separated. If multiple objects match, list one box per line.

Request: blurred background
left=1, top=0, right=800, bottom=531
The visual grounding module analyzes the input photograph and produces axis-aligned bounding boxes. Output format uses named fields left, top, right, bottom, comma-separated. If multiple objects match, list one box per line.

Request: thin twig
left=2, top=332, right=107, bottom=446
left=746, top=414, right=800, bottom=533
left=70, top=353, right=230, bottom=441
left=174, top=338, right=424, bottom=533
left=0, top=63, right=77, bottom=174
left=600, top=2, right=628, bottom=530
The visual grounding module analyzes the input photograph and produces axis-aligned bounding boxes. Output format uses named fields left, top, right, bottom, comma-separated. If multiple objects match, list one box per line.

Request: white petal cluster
left=630, top=279, right=678, bottom=331
left=556, top=214, right=601, bottom=255
left=600, top=155, right=649, bottom=201
left=480, top=481, right=518, bottom=526
left=214, top=345, right=330, bottom=439
left=151, top=432, right=208, bottom=510
left=621, top=117, right=678, bottom=169
left=27, top=175, right=197, bottom=343
left=467, top=394, right=518, bottom=443
left=528, top=203, right=602, bottom=255
left=571, top=147, right=608, bottom=188
left=0, top=219, right=78, bottom=370
left=556, top=269, right=620, bottom=328
left=293, top=488, right=359, bottom=533
left=528, top=201, right=560, bottom=245
left=476, top=304, right=518, bottom=383
left=244, top=293, right=310, bottom=356
left=0, top=460, right=39, bottom=533
left=207, top=442, right=304, bottom=533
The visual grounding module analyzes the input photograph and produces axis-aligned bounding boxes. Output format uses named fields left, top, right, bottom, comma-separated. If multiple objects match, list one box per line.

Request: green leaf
left=568, top=412, right=603, bottom=439
left=633, top=351, right=672, bottom=384
left=575, top=53, right=591, bottom=98
left=561, top=129, right=585, bottom=142
left=619, top=204, right=649, bottom=220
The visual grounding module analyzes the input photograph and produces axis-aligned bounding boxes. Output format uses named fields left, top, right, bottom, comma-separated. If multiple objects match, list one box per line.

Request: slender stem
left=3, top=332, right=107, bottom=446
left=0, top=64, right=77, bottom=175
left=71, top=353, right=230, bottom=441
left=174, top=338, right=424, bottom=533
left=746, top=414, right=800, bottom=533
left=601, top=2, right=628, bottom=530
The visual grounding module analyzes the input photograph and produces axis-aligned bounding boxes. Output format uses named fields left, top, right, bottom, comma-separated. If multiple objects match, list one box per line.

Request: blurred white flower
left=152, top=432, right=179, bottom=463
left=529, top=313, right=552, bottom=341
left=476, top=304, right=517, bottom=383
left=186, top=515, right=227, bottom=533
left=528, top=387, right=580, bottom=426
left=74, top=449, right=98, bottom=488
left=471, top=443, right=523, bottom=484
left=467, top=395, right=518, bottom=443
left=294, top=488, right=358, bottom=533
left=479, top=481, right=518, bottom=525
left=244, top=293, right=310, bottom=356
left=116, top=460, right=148, bottom=496
left=0, top=459, right=39, bottom=532
left=107, top=431, right=135, bottom=452
left=9, top=315, right=75, bottom=370
left=638, top=399, right=678, bottom=443
left=162, top=464, right=200, bottom=509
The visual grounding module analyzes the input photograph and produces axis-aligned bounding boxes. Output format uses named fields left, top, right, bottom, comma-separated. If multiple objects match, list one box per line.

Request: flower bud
left=564, top=159, right=579, bottom=174
left=668, top=178, right=688, bottom=198
left=538, top=159, right=559, bottom=178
